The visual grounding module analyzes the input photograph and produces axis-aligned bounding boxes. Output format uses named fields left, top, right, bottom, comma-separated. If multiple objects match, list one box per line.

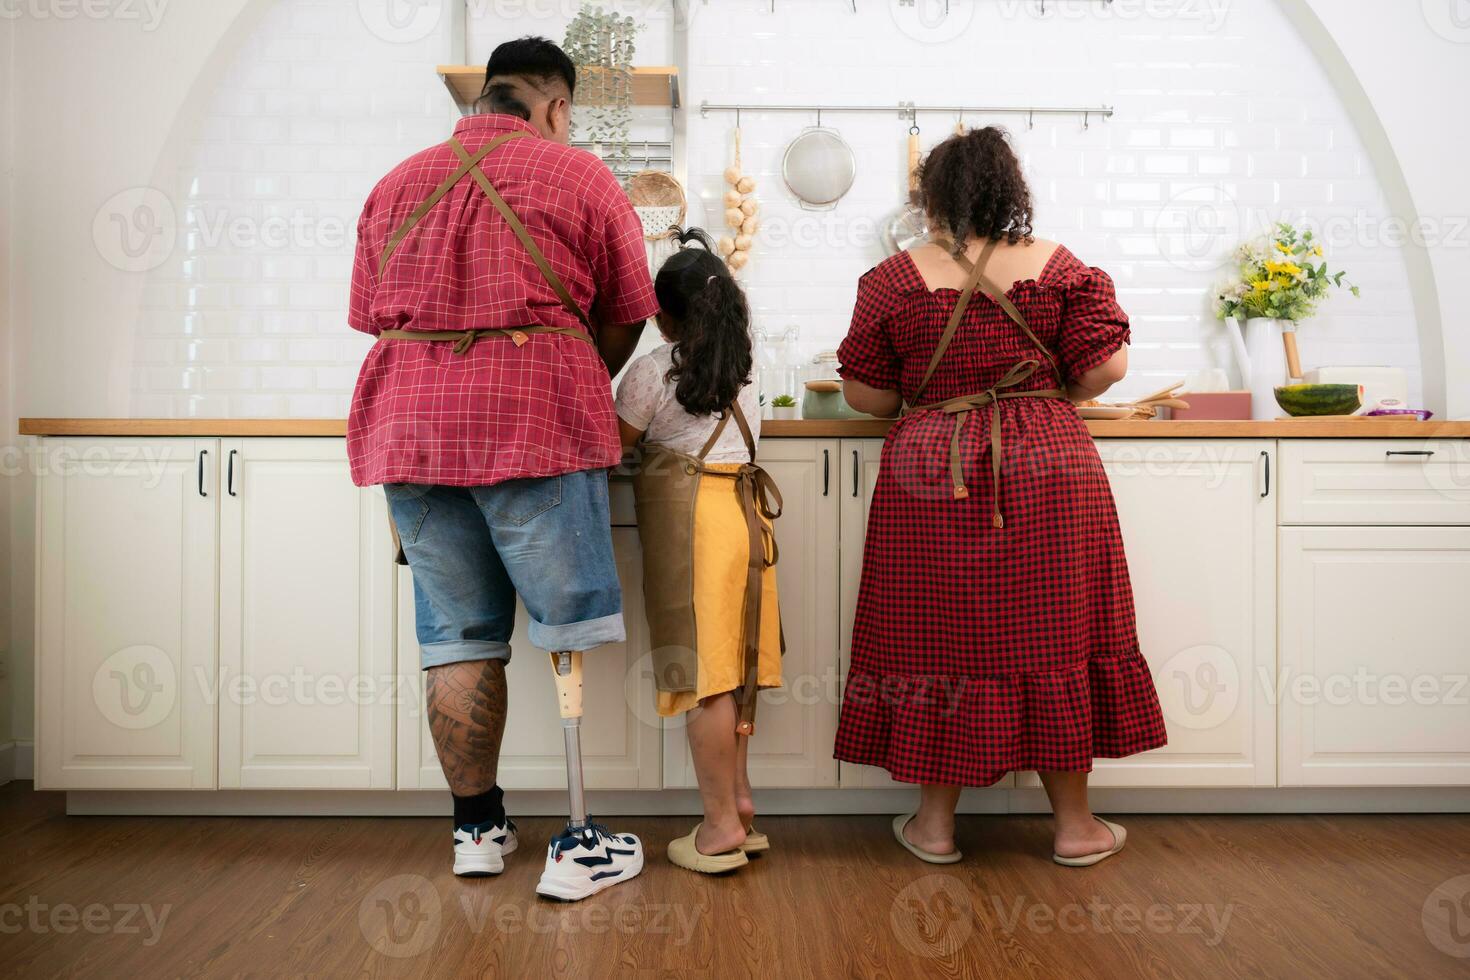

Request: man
left=346, top=36, right=656, bottom=901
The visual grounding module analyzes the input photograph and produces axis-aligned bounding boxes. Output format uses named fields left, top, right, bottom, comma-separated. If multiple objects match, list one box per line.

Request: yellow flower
left=1274, top=241, right=1291, bottom=254
left=1312, top=245, right=1323, bottom=257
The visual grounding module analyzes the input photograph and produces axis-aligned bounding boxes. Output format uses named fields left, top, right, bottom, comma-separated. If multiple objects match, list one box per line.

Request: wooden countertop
left=18, top=417, right=1470, bottom=438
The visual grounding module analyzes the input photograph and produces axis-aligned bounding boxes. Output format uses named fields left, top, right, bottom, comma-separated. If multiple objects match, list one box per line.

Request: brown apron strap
left=729, top=400, right=758, bottom=463
left=696, top=410, right=732, bottom=461
left=448, top=138, right=593, bottom=331
left=378, top=131, right=523, bottom=277
left=378, top=324, right=592, bottom=356
left=934, top=236, right=1061, bottom=378
left=910, top=239, right=996, bottom=408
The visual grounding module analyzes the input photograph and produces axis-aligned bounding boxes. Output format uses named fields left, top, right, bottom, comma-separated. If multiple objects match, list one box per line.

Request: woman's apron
left=633, top=402, right=783, bottom=735
left=373, top=130, right=599, bottom=564
left=908, top=238, right=1071, bottom=528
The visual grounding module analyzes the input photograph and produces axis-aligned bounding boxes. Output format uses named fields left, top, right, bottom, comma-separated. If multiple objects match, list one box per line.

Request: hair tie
left=706, top=275, right=718, bottom=285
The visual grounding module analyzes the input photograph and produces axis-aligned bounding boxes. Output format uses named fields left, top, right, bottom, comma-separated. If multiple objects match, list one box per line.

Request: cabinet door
left=398, top=527, right=661, bottom=791
left=36, top=438, right=219, bottom=789
left=835, top=439, right=1015, bottom=791
left=663, top=439, right=842, bottom=789
left=217, top=440, right=395, bottom=789
left=1017, top=440, right=1278, bottom=789
left=1280, top=526, right=1470, bottom=786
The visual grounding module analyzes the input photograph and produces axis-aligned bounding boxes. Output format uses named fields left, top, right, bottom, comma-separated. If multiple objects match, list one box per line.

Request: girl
left=616, top=228, right=782, bottom=875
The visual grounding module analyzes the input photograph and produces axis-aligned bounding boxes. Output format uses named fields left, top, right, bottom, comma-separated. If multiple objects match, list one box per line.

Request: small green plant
left=770, top=394, right=797, bottom=408
left=1215, top=222, right=1359, bottom=322
left=562, top=4, right=638, bottom=171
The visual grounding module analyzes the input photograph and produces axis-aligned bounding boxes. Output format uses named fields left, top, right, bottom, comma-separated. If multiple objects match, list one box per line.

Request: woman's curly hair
left=916, top=126, right=1034, bottom=249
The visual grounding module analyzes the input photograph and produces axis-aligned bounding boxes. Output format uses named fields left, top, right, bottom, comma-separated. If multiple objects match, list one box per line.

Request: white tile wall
left=128, top=0, right=1421, bottom=414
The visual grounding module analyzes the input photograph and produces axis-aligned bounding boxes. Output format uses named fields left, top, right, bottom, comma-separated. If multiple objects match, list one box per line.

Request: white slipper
left=739, top=826, right=769, bottom=854
left=667, top=824, right=750, bottom=874
left=1053, top=817, right=1127, bottom=867
left=892, top=813, right=962, bottom=865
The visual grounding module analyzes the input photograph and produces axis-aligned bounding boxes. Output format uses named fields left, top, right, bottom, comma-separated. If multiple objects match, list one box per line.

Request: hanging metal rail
left=698, top=100, right=1112, bottom=130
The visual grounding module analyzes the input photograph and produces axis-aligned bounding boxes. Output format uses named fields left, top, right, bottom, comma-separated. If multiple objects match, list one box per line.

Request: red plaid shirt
left=346, top=114, right=659, bottom=487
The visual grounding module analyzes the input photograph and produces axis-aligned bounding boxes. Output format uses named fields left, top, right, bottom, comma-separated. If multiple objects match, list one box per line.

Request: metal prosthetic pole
left=549, top=651, right=588, bottom=831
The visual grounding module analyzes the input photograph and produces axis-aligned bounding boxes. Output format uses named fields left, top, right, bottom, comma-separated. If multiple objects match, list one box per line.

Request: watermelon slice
left=1273, top=384, right=1364, bottom=417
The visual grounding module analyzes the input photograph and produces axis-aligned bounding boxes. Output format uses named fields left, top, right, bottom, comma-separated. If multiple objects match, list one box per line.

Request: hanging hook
left=1082, top=110, right=1090, bottom=131
left=1027, top=109, right=1034, bottom=131
left=816, top=107, right=822, bottom=128
left=735, top=106, right=741, bottom=128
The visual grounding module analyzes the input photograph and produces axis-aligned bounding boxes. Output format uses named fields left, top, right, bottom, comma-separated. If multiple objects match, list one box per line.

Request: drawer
left=1280, top=439, right=1470, bottom=525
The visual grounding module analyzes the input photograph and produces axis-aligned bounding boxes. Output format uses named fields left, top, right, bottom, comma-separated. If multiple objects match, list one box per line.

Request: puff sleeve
left=837, top=266, right=904, bottom=391
left=1056, top=265, right=1131, bottom=381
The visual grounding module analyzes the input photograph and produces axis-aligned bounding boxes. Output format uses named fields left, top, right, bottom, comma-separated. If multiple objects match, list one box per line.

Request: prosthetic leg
left=550, top=651, right=589, bottom=830
left=534, top=651, right=645, bottom=901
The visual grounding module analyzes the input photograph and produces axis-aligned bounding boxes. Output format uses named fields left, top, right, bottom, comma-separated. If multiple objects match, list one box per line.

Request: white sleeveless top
left=614, top=343, right=762, bottom=464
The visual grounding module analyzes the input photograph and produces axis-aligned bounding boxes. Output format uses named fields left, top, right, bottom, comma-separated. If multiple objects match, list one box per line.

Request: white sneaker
left=453, top=819, right=518, bottom=877
left=535, top=822, right=644, bottom=901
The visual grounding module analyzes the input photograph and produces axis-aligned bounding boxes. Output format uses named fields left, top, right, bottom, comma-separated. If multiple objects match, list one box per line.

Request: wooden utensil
left=1282, top=324, right=1303, bottom=382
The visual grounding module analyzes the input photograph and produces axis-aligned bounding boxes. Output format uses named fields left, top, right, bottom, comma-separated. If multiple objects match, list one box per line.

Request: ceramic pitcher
left=1224, top=317, right=1290, bottom=420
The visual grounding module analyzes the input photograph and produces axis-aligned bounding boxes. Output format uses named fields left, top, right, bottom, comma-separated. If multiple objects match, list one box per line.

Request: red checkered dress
left=832, top=246, right=1167, bottom=786
left=346, top=114, right=660, bottom=487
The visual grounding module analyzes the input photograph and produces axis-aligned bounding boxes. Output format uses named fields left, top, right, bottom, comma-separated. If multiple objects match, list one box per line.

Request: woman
left=833, top=127, right=1167, bottom=867
left=616, top=229, right=782, bottom=875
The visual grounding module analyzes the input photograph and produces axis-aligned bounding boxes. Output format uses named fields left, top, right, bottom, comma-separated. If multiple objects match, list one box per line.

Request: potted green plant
left=562, top=4, right=638, bottom=171
left=769, top=394, right=798, bottom=420
left=1213, top=222, right=1358, bottom=419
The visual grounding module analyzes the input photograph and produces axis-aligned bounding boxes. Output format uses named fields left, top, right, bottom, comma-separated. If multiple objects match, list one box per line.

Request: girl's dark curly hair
left=916, top=126, right=1034, bottom=249
left=654, top=228, right=754, bottom=417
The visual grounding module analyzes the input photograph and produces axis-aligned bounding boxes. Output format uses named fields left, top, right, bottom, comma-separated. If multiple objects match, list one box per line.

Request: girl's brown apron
left=633, top=402, right=783, bottom=735
left=908, top=238, right=1071, bottom=528
left=374, top=130, right=599, bottom=564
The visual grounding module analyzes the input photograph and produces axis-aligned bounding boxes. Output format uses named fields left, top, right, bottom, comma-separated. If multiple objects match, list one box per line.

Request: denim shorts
left=384, top=470, right=624, bottom=669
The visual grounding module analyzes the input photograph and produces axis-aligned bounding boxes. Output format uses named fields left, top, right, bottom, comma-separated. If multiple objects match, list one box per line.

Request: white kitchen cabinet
left=397, top=527, right=663, bottom=792
left=36, top=438, right=220, bottom=789
left=1279, top=439, right=1470, bottom=525
left=217, top=440, right=396, bottom=789
left=663, top=439, right=842, bottom=789
left=1019, top=440, right=1278, bottom=789
left=1280, top=526, right=1470, bottom=786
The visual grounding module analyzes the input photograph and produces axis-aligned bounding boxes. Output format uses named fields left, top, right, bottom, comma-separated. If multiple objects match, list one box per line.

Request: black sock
left=453, top=785, right=506, bottom=829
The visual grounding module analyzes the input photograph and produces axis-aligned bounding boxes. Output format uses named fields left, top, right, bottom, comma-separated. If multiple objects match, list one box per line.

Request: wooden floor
left=1, top=783, right=1467, bottom=978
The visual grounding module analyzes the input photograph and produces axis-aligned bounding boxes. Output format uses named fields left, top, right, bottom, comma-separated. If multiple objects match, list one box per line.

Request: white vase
left=770, top=405, right=799, bottom=420
left=1228, top=317, right=1291, bottom=420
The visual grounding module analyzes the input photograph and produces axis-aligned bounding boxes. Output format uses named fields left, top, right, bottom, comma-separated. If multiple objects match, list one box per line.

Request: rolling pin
left=1282, top=325, right=1303, bottom=382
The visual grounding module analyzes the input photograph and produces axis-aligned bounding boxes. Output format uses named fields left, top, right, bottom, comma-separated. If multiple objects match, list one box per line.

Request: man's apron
left=908, top=238, right=1071, bottom=529
left=374, top=130, right=599, bottom=564
left=633, top=401, right=783, bottom=735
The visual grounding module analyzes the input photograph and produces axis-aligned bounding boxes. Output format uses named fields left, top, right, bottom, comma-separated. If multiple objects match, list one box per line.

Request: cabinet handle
left=1260, top=451, right=1270, bottom=498
left=1386, top=450, right=1434, bottom=459
left=822, top=450, right=830, bottom=496
left=227, top=450, right=238, bottom=497
left=197, top=450, right=208, bottom=497
left=851, top=450, right=860, bottom=497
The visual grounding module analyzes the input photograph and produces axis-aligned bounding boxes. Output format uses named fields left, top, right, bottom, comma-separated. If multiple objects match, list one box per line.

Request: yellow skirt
left=656, top=463, right=784, bottom=717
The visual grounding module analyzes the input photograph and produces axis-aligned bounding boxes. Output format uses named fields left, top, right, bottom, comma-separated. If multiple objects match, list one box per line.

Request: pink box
left=1170, top=392, right=1252, bottom=421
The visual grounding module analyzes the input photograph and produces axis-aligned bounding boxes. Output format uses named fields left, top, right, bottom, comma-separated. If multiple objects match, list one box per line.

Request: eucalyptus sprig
left=563, top=4, right=640, bottom=172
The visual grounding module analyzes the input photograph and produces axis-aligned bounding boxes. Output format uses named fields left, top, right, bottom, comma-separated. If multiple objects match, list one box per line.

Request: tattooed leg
left=426, top=659, right=509, bottom=796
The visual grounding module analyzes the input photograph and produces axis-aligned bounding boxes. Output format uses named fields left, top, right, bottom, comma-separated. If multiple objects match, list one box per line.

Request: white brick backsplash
left=119, top=0, right=1421, bottom=416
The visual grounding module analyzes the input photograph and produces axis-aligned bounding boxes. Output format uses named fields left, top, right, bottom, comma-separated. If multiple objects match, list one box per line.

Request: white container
left=1227, top=317, right=1290, bottom=420
left=1304, top=366, right=1408, bottom=413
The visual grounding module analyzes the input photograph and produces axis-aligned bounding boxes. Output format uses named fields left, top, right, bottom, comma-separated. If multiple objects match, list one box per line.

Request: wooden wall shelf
left=436, top=65, right=680, bottom=112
